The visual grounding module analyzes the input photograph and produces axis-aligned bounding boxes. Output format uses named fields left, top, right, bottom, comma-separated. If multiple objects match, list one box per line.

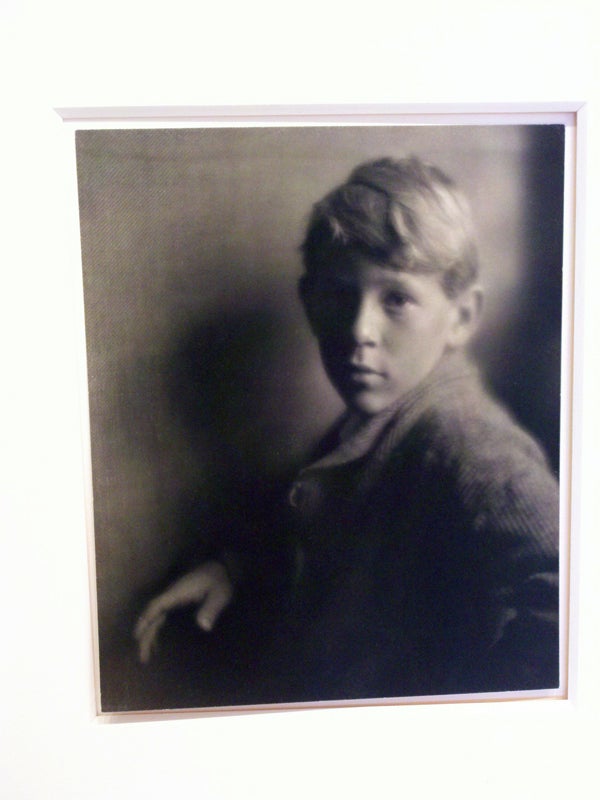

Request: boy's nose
left=351, top=297, right=380, bottom=346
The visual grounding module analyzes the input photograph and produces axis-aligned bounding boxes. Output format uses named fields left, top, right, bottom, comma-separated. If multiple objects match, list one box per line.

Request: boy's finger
left=134, top=576, right=208, bottom=643
left=134, top=588, right=182, bottom=639
left=137, top=614, right=166, bottom=663
left=195, top=583, right=233, bottom=632
left=159, top=572, right=210, bottom=607
left=134, top=603, right=162, bottom=639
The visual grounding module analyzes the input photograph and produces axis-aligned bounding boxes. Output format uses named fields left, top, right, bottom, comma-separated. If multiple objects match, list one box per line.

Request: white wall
left=1, top=2, right=598, bottom=798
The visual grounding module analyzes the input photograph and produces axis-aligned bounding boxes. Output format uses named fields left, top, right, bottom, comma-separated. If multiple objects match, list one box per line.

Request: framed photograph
left=71, top=109, right=574, bottom=714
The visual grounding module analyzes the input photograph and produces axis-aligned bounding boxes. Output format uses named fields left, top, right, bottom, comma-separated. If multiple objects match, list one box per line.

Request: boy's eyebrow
left=365, top=269, right=420, bottom=289
left=320, top=269, right=422, bottom=295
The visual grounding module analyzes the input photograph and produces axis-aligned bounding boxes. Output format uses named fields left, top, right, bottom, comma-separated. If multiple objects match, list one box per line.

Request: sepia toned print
left=76, top=124, right=565, bottom=712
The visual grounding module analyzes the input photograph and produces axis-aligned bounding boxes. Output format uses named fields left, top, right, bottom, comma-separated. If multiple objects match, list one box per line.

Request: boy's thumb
left=195, top=586, right=231, bottom=632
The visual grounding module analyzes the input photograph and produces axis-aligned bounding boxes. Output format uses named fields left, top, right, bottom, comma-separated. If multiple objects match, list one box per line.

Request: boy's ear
left=447, top=284, right=483, bottom=349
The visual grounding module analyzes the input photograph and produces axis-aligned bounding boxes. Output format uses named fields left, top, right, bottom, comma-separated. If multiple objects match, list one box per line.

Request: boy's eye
left=383, top=290, right=409, bottom=312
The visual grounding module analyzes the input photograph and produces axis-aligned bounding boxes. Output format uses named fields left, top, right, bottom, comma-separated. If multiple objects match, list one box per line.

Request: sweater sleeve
left=438, top=403, right=561, bottom=693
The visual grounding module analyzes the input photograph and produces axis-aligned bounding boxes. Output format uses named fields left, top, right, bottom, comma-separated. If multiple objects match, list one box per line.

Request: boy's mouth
left=347, top=362, right=385, bottom=376
left=344, top=363, right=386, bottom=384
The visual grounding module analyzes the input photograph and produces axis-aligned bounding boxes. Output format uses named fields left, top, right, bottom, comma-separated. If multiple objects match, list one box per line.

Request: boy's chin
left=342, top=390, right=400, bottom=417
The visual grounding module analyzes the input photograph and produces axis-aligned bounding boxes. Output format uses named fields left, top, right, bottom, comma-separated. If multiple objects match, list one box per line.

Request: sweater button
left=289, top=481, right=308, bottom=509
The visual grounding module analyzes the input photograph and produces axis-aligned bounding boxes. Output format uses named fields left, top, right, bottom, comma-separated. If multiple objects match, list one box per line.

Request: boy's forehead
left=319, top=252, right=435, bottom=288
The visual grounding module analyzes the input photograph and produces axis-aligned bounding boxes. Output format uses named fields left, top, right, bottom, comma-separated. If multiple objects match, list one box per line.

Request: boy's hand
left=134, top=561, right=234, bottom=664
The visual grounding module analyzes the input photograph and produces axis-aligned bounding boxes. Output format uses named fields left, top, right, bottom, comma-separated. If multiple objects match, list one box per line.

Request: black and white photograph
left=5, top=0, right=599, bottom=795
left=76, top=123, right=566, bottom=713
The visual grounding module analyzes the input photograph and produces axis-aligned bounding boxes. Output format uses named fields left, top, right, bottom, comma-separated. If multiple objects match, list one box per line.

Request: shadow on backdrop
left=99, top=308, right=302, bottom=711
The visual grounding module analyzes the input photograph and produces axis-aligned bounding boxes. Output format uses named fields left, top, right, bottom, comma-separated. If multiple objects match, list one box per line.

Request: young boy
left=135, top=156, right=560, bottom=702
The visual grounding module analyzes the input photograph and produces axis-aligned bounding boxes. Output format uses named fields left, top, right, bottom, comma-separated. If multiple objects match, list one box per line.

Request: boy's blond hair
left=301, top=156, right=479, bottom=298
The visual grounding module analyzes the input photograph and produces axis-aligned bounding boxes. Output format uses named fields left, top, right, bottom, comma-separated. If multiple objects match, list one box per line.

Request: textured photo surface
left=76, top=124, right=565, bottom=712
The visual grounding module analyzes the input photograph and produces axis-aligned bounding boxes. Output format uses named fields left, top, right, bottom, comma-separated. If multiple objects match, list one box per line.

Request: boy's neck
left=342, top=348, right=474, bottom=431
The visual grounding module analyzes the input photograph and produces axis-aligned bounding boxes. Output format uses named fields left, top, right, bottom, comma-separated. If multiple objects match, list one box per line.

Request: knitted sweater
left=266, top=351, right=560, bottom=702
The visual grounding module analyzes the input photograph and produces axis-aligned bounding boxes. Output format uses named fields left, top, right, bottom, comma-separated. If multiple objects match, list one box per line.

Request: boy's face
left=301, top=252, right=473, bottom=416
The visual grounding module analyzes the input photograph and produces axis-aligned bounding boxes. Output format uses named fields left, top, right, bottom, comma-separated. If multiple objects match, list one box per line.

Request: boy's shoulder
left=366, top=353, right=555, bottom=494
left=417, top=369, right=550, bottom=472
left=399, top=364, right=559, bottom=533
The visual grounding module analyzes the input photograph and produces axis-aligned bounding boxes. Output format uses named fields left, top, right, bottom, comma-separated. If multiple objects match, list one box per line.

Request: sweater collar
left=303, top=349, right=478, bottom=475
left=288, top=351, right=478, bottom=516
